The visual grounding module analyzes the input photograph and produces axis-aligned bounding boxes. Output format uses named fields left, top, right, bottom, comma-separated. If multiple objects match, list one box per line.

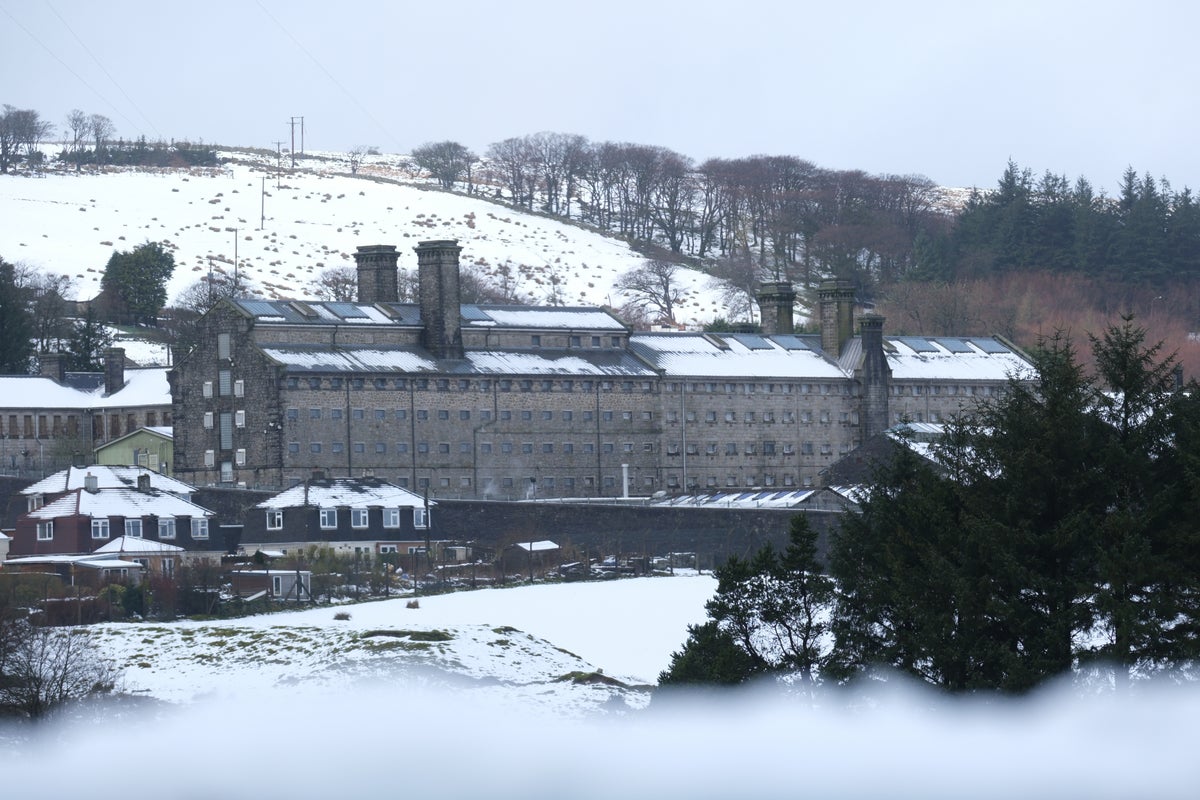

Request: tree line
left=661, top=318, right=1200, bottom=693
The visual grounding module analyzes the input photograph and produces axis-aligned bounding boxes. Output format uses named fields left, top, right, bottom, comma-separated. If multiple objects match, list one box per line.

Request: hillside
left=0, top=149, right=728, bottom=335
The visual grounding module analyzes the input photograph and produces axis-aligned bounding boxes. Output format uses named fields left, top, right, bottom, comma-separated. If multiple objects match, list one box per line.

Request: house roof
left=94, top=426, right=174, bottom=451
left=629, top=332, right=845, bottom=379
left=22, top=465, right=195, bottom=497
left=26, top=487, right=214, bottom=521
left=254, top=477, right=432, bottom=510
left=232, top=298, right=627, bottom=332
left=4, top=554, right=144, bottom=569
left=0, top=367, right=170, bottom=411
left=94, top=536, right=186, bottom=555
left=885, top=336, right=1032, bottom=382
left=259, top=345, right=655, bottom=377
left=651, top=489, right=819, bottom=509
left=515, top=540, right=560, bottom=552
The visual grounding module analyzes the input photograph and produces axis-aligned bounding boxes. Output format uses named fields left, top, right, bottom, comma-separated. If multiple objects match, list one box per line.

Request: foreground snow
left=3, top=573, right=1199, bottom=798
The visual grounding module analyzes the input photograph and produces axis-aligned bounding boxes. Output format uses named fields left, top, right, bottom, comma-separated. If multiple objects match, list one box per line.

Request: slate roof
left=22, top=466, right=195, bottom=497
left=254, top=477, right=431, bottom=510
left=260, top=345, right=656, bottom=377
left=25, top=487, right=214, bottom=521
left=232, top=299, right=626, bottom=331
left=0, top=368, right=170, bottom=410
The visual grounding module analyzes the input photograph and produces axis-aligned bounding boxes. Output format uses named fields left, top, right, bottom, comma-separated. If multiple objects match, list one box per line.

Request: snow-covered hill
left=0, top=150, right=729, bottom=332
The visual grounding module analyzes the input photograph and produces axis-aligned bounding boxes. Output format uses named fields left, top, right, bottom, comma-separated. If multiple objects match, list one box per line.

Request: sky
left=3, top=1, right=1200, bottom=191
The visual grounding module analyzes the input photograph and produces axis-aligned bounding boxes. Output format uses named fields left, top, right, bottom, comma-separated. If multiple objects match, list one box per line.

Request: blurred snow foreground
left=2, top=575, right=1198, bottom=798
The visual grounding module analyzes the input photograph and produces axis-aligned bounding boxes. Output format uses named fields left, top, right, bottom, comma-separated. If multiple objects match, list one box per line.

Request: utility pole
left=232, top=228, right=239, bottom=292
left=272, top=140, right=285, bottom=189
left=260, top=176, right=267, bottom=231
left=289, top=117, right=304, bottom=167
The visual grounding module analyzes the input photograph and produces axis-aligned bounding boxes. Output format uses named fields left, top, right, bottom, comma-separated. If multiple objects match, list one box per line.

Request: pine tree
left=0, top=258, right=33, bottom=374
left=98, top=241, right=175, bottom=326
left=64, top=307, right=113, bottom=371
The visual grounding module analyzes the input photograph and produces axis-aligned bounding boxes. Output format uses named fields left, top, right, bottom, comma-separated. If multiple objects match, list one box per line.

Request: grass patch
left=362, top=629, right=452, bottom=642
left=556, top=670, right=628, bottom=688
left=492, top=626, right=518, bottom=635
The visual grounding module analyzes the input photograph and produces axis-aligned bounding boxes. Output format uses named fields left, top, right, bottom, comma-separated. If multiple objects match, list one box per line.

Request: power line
left=0, top=4, right=146, bottom=138
left=46, top=1, right=163, bottom=140
left=253, top=0, right=401, bottom=150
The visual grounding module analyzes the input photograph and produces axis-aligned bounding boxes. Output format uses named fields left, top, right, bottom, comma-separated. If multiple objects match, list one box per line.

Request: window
left=202, top=381, right=213, bottom=398
left=266, top=510, right=283, bottom=530
left=542, top=443, right=553, bottom=454
left=218, top=370, right=232, bottom=396
left=480, top=442, right=493, bottom=455
left=501, top=442, right=513, bottom=454
left=383, top=508, right=400, bottom=528
left=220, top=461, right=233, bottom=483
left=125, top=519, right=143, bottom=538
left=287, top=443, right=299, bottom=454
left=531, top=335, right=541, bottom=347
left=310, top=442, right=322, bottom=454
left=521, top=410, right=532, bottom=421
left=522, top=443, right=533, bottom=454
left=542, top=411, right=553, bottom=421
left=460, top=410, right=470, bottom=421
left=234, top=379, right=245, bottom=398
left=204, top=449, right=216, bottom=467
left=351, top=508, right=369, bottom=529
left=725, top=442, right=737, bottom=456
left=235, top=409, right=246, bottom=428
left=438, top=410, right=449, bottom=420
left=413, top=507, right=430, bottom=529
left=203, top=410, right=215, bottom=429
left=287, top=408, right=298, bottom=421
left=319, top=508, right=337, bottom=529
left=355, top=442, right=366, bottom=454
left=191, top=518, right=209, bottom=539
left=438, top=442, right=450, bottom=454
left=36, top=521, right=53, bottom=541
left=219, top=412, right=233, bottom=450
left=159, top=518, right=176, bottom=539
left=459, top=442, right=470, bottom=453
left=563, top=443, right=573, bottom=454
left=353, top=409, right=365, bottom=420
left=217, top=333, right=231, bottom=360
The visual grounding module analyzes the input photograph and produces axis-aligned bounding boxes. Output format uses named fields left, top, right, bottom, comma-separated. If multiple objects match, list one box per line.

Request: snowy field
left=0, top=151, right=730, bottom=338
left=3, top=573, right=1199, bottom=799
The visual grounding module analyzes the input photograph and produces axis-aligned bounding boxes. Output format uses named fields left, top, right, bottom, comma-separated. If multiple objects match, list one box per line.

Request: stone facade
left=170, top=239, right=1032, bottom=498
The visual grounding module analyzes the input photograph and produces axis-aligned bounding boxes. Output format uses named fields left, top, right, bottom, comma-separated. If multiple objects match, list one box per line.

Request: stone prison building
left=169, top=240, right=1032, bottom=497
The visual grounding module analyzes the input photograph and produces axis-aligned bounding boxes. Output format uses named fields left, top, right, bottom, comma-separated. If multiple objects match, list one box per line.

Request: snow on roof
left=22, top=465, right=196, bottom=496
left=651, top=489, right=818, bottom=509
left=629, top=333, right=845, bottom=379
left=26, top=487, right=214, bottom=520
left=235, top=300, right=626, bottom=332
left=255, top=478, right=431, bottom=510
left=0, top=368, right=170, bottom=411
left=515, top=540, right=560, bottom=552
left=145, top=426, right=173, bottom=439
left=94, top=536, right=186, bottom=555
left=261, top=346, right=656, bottom=377
left=886, top=336, right=1032, bottom=381
left=4, top=554, right=144, bottom=569
left=471, top=306, right=626, bottom=331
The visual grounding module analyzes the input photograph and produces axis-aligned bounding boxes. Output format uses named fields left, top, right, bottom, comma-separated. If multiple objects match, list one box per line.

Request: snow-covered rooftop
left=26, top=487, right=214, bottom=520
left=651, top=489, right=819, bottom=509
left=886, top=336, right=1032, bottom=381
left=234, top=299, right=627, bottom=332
left=255, top=477, right=431, bottom=510
left=0, top=368, right=170, bottom=411
left=260, top=346, right=656, bottom=377
left=22, top=465, right=195, bottom=497
left=94, top=536, right=186, bottom=555
left=630, top=332, right=845, bottom=379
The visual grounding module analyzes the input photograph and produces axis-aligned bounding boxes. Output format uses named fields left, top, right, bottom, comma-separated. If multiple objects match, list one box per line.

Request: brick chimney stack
left=756, top=281, right=796, bottom=336
left=39, top=352, right=66, bottom=383
left=858, top=314, right=891, bottom=439
left=818, top=279, right=856, bottom=357
left=416, top=240, right=464, bottom=360
left=103, top=347, right=125, bottom=396
left=353, top=244, right=400, bottom=304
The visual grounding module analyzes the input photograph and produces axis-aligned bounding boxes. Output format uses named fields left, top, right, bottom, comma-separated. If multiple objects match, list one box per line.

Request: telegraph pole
left=232, top=228, right=239, bottom=292
left=288, top=116, right=305, bottom=167
left=260, top=176, right=267, bottom=230
left=272, top=140, right=285, bottom=189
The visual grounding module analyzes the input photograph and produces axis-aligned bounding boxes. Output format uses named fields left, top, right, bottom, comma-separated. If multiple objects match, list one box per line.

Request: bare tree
left=0, top=617, right=117, bottom=720
left=347, top=145, right=371, bottom=175
left=65, top=109, right=90, bottom=171
left=707, top=254, right=761, bottom=323
left=411, top=141, right=477, bottom=190
left=485, top=137, right=538, bottom=207
left=615, top=259, right=686, bottom=323
left=28, top=272, right=75, bottom=352
left=310, top=266, right=358, bottom=301
left=0, top=105, right=54, bottom=173
left=89, top=114, right=115, bottom=162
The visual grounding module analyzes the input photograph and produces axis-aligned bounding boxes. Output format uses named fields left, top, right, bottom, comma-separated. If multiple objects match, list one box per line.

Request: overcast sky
left=3, top=0, right=1198, bottom=191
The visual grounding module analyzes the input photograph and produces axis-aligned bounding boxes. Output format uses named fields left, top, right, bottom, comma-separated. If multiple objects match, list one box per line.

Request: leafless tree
left=28, top=272, right=75, bottom=352
left=707, top=254, right=761, bottom=323
left=615, top=259, right=686, bottom=323
left=89, top=113, right=115, bottom=161
left=486, top=136, right=538, bottom=208
left=310, top=266, right=358, bottom=301
left=64, top=109, right=89, bottom=170
left=411, top=140, right=477, bottom=190
left=0, top=617, right=117, bottom=720
left=0, top=105, right=54, bottom=173
left=347, top=145, right=371, bottom=175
